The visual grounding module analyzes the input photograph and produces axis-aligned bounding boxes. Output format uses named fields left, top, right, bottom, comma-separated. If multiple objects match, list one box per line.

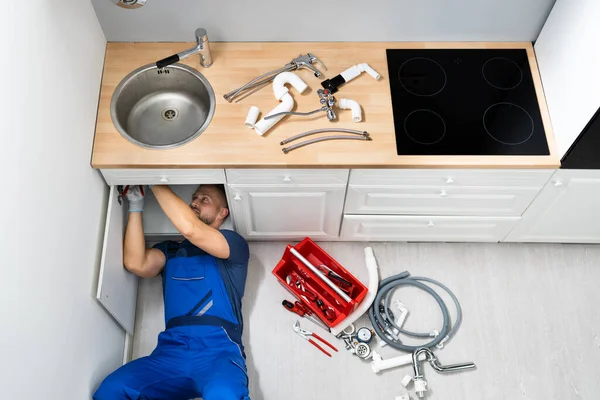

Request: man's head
left=189, top=184, right=229, bottom=229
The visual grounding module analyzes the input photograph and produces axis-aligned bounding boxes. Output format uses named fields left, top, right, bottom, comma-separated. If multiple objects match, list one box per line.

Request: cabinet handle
left=234, top=194, right=242, bottom=201
left=428, top=221, right=435, bottom=227
left=440, top=190, right=448, bottom=197
left=553, top=180, right=563, bottom=187
left=283, top=175, right=292, bottom=182
left=445, top=178, right=454, bottom=184
left=160, top=177, right=169, bottom=183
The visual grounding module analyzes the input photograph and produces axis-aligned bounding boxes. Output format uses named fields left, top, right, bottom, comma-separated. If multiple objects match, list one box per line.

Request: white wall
left=0, top=1, right=125, bottom=399
left=91, top=0, right=556, bottom=42
left=535, top=0, right=600, bottom=158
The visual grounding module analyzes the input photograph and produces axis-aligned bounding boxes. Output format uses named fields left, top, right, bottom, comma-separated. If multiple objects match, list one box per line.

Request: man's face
left=190, top=186, right=227, bottom=227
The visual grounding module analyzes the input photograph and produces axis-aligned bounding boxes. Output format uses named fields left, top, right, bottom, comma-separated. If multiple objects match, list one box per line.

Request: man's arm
left=123, top=211, right=166, bottom=278
left=151, top=185, right=231, bottom=259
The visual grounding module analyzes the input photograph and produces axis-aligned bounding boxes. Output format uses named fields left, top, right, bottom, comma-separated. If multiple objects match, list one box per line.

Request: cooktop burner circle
left=483, top=102, right=534, bottom=145
left=482, top=57, right=523, bottom=90
left=398, top=57, right=447, bottom=96
left=404, top=109, right=447, bottom=145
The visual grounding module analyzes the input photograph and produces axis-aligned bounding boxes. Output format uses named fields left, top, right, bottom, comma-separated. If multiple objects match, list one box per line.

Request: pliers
left=293, top=320, right=338, bottom=357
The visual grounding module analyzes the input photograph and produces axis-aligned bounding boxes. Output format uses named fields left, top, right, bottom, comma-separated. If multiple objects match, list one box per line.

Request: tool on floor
left=289, top=247, right=352, bottom=303
left=282, top=300, right=329, bottom=331
left=338, top=325, right=374, bottom=359
left=224, top=53, right=327, bottom=103
left=293, top=320, right=338, bottom=357
left=409, top=347, right=476, bottom=398
left=368, top=271, right=462, bottom=351
left=321, top=63, right=381, bottom=94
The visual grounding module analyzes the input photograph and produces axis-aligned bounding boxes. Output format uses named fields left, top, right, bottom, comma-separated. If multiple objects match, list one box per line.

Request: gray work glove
left=125, top=185, right=146, bottom=212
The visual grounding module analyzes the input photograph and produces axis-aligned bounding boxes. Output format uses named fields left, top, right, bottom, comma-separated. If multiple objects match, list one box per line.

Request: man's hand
left=125, top=185, right=146, bottom=212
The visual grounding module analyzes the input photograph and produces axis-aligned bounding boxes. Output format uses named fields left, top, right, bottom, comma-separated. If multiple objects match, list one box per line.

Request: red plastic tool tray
left=272, top=237, right=368, bottom=328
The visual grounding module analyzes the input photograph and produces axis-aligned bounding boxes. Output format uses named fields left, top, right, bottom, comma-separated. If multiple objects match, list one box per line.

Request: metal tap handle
left=308, top=53, right=328, bottom=71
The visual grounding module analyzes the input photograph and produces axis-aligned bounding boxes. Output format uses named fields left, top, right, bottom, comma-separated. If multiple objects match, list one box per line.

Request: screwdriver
left=282, top=300, right=330, bottom=331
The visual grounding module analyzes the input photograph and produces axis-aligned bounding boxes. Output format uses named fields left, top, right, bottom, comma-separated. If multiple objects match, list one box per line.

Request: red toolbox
left=272, top=237, right=368, bottom=328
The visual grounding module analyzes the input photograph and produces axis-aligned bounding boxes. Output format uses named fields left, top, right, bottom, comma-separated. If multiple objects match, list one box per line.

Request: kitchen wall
left=91, top=0, right=556, bottom=42
left=534, top=0, right=600, bottom=158
left=0, top=1, right=125, bottom=399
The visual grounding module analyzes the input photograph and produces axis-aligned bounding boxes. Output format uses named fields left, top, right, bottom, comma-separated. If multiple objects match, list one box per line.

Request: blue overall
left=94, top=230, right=250, bottom=400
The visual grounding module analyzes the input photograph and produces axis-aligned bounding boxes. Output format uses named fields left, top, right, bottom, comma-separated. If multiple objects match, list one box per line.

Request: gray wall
left=92, top=0, right=556, bottom=42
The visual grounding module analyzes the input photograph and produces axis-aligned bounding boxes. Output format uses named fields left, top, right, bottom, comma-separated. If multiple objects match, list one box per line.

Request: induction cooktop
left=386, top=49, right=550, bottom=156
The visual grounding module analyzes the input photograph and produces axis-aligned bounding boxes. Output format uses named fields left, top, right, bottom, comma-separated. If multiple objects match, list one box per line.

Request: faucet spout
left=156, top=28, right=213, bottom=69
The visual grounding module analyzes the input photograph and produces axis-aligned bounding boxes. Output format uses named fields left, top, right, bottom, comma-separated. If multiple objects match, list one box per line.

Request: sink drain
left=162, top=107, right=179, bottom=121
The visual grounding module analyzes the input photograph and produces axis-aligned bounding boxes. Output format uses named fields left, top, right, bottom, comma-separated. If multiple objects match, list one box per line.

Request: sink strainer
left=162, top=107, right=179, bottom=121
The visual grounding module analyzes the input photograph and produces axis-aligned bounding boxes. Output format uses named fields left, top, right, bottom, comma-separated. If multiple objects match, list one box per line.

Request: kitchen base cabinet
left=227, top=184, right=346, bottom=241
left=341, top=214, right=519, bottom=242
left=504, top=170, right=600, bottom=243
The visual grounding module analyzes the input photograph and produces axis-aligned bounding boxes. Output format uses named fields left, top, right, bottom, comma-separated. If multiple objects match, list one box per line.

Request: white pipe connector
left=331, top=247, right=379, bottom=336
left=245, top=106, right=260, bottom=128
left=253, top=72, right=308, bottom=136
left=371, top=351, right=427, bottom=374
left=338, top=98, right=362, bottom=122
left=340, top=63, right=381, bottom=82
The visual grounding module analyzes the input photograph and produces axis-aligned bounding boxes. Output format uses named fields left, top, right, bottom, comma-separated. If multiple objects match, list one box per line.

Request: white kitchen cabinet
left=345, top=185, right=542, bottom=217
left=227, top=184, right=347, bottom=240
left=341, top=215, right=519, bottom=242
left=100, top=168, right=226, bottom=186
left=504, top=170, right=600, bottom=243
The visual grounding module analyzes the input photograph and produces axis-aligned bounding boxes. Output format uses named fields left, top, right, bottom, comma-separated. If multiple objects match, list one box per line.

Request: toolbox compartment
left=272, top=238, right=368, bottom=328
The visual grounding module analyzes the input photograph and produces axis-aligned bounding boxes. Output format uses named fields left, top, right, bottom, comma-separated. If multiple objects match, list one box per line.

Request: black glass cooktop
left=386, top=49, right=550, bottom=156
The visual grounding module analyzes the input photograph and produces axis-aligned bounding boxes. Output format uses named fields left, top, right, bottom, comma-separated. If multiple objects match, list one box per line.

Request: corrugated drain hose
left=368, top=271, right=463, bottom=352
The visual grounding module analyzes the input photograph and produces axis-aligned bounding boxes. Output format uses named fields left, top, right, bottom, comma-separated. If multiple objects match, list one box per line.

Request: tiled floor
left=133, top=241, right=600, bottom=400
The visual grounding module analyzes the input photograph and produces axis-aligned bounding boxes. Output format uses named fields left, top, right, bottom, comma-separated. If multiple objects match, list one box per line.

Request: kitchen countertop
left=91, top=42, right=560, bottom=169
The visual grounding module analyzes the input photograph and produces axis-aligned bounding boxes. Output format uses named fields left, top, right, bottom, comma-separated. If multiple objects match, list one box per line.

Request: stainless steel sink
left=110, top=63, right=215, bottom=149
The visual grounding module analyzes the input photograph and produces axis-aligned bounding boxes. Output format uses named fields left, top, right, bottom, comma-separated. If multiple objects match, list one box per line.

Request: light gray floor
left=133, top=242, right=600, bottom=400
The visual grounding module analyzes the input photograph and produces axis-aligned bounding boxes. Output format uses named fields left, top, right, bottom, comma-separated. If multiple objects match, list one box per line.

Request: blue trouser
left=93, top=325, right=250, bottom=400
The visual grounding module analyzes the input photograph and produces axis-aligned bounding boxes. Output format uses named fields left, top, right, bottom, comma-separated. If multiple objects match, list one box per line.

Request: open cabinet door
left=97, top=185, right=138, bottom=334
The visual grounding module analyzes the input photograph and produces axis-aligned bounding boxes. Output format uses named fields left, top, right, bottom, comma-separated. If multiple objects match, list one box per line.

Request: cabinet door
left=227, top=185, right=346, bottom=240
left=341, top=215, right=518, bottom=242
left=96, top=185, right=138, bottom=334
left=504, top=170, right=600, bottom=243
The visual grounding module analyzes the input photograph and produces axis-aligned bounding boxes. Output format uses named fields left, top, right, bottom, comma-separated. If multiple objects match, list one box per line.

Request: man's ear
left=217, top=207, right=229, bottom=221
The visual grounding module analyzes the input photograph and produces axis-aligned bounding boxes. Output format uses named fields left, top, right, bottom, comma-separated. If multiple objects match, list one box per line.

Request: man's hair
left=196, top=184, right=229, bottom=210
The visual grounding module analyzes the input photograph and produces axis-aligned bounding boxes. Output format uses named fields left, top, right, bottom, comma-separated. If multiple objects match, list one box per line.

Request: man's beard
left=193, top=207, right=214, bottom=225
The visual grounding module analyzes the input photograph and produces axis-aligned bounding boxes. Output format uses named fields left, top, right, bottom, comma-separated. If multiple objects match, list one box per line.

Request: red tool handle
left=308, top=339, right=332, bottom=357
left=311, top=333, right=338, bottom=352
left=282, top=300, right=306, bottom=317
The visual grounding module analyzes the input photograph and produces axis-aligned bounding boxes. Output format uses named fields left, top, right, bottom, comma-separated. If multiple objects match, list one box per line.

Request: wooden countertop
left=91, top=42, right=560, bottom=169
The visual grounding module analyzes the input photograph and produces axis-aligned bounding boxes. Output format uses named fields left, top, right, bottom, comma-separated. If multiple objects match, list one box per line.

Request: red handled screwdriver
left=282, top=300, right=330, bottom=331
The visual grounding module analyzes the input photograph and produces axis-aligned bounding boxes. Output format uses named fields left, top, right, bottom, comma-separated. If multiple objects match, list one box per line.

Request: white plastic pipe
left=330, top=247, right=380, bottom=336
left=370, top=351, right=427, bottom=374
left=245, top=106, right=260, bottom=128
left=338, top=98, right=362, bottom=122
left=253, top=72, right=308, bottom=136
left=253, top=94, right=293, bottom=135
left=340, top=63, right=381, bottom=82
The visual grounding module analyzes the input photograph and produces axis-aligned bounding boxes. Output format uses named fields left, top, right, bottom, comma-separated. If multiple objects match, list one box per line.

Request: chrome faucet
left=156, top=28, right=213, bottom=69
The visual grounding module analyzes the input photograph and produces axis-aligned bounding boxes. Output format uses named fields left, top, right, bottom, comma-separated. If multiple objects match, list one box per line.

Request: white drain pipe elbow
left=253, top=72, right=308, bottom=136
left=338, top=98, right=362, bottom=122
left=273, top=71, right=308, bottom=100
left=331, top=247, right=380, bottom=336
left=253, top=93, right=294, bottom=136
